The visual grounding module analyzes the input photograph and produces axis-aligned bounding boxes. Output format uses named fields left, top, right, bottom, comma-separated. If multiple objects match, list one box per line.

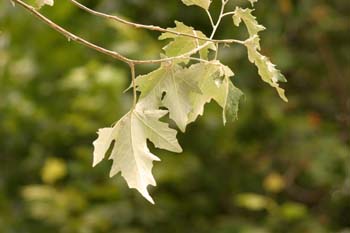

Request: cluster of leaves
left=18, top=0, right=288, bottom=203
left=30, top=0, right=287, bottom=203
left=91, top=0, right=287, bottom=203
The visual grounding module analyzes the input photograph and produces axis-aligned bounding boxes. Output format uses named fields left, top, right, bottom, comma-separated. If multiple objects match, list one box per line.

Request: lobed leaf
left=232, top=7, right=287, bottom=101
left=244, top=36, right=288, bottom=102
left=93, top=107, right=182, bottom=204
left=232, top=7, right=265, bottom=37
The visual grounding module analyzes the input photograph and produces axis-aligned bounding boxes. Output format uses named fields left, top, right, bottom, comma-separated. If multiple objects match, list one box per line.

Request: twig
left=210, top=0, right=228, bottom=39
left=11, top=0, right=245, bottom=106
left=12, top=0, right=134, bottom=64
left=222, top=11, right=235, bottom=17
left=70, top=0, right=237, bottom=44
left=12, top=0, right=243, bottom=67
left=205, top=9, right=215, bottom=28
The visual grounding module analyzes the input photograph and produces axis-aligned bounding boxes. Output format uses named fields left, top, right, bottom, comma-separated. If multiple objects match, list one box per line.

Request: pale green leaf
left=233, top=7, right=287, bottom=101
left=159, top=21, right=216, bottom=64
left=232, top=7, right=265, bottom=37
left=244, top=35, right=288, bottom=101
left=93, top=107, right=182, bottom=204
left=136, top=63, right=201, bottom=132
left=187, top=62, right=243, bottom=124
left=181, top=0, right=211, bottom=10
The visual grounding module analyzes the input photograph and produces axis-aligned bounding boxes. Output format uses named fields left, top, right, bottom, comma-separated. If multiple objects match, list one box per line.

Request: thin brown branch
left=70, top=0, right=241, bottom=44
left=12, top=0, right=243, bottom=66
left=12, top=0, right=134, bottom=65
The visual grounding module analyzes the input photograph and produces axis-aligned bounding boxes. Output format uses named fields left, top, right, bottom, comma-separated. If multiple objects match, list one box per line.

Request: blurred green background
left=1, top=0, right=349, bottom=232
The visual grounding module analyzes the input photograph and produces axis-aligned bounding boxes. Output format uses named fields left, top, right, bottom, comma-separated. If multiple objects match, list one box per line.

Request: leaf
left=244, top=36, right=288, bottom=102
left=136, top=63, right=201, bottom=132
left=36, top=0, right=54, bottom=8
left=187, top=62, right=243, bottom=124
left=159, top=21, right=216, bottom=64
left=232, top=7, right=265, bottom=37
left=181, top=0, right=211, bottom=10
left=93, top=107, right=182, bottom=204
left=232, top=7, right=287, bottom=101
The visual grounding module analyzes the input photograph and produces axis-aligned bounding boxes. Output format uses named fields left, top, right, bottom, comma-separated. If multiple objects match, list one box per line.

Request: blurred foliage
left=0, top=0, right=349, bottom=232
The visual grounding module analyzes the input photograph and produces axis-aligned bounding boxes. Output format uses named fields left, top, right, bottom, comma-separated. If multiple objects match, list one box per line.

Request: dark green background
left=1, top=0, right=349, bottom=232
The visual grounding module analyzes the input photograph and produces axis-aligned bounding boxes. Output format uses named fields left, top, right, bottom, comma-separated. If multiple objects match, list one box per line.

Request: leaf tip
left=138, top=186, right=156, bottom=204
left=146, top=195, right=155, bottom=205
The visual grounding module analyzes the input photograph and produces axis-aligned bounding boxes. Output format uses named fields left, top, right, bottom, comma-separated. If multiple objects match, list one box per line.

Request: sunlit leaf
left=244, top=36, right=288, bottom=101
left=93, top=107, right=182, bottom=203
left=232, top=7, right=265, bottom=37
